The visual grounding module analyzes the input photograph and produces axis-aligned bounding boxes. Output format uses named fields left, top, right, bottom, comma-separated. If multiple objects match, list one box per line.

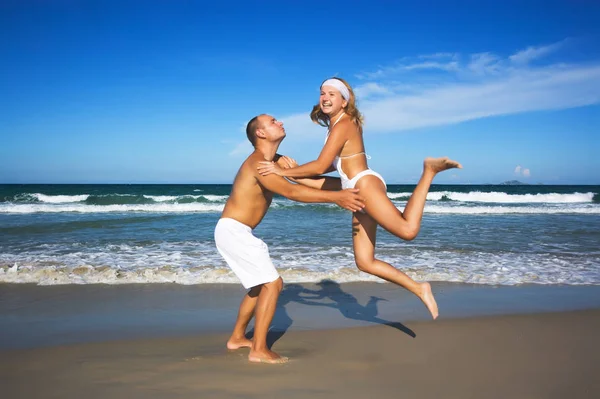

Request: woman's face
left=320, top=85, right=347, bottom=115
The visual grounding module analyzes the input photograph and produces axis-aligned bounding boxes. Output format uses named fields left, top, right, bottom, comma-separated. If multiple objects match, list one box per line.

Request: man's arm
left=287, top=176, right=342, bottom=191
left=255, top=167, right=363, bottom=212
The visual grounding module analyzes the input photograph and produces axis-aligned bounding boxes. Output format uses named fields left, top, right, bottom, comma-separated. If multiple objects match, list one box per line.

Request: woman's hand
left=278, top=156, right=298, bottom=169
left=257, top=161, right=284, bottom=176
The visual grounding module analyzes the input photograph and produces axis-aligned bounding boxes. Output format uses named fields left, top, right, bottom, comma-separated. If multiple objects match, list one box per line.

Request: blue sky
left=1, top=0, right=599, bottom=184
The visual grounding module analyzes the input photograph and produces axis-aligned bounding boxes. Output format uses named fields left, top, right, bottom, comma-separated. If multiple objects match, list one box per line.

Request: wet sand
left=2, top=309, right=599, bottom=398
left=1, top=282, right=600, bottom=398
left=2, top=281, right=600, bottom=349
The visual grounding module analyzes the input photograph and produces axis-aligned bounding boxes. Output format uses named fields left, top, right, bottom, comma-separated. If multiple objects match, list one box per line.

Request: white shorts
left=214, top=218, right=279, bottom=289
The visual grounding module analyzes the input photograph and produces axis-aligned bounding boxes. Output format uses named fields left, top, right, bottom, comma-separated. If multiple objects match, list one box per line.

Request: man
left=214, top=114, right=364, bottom=364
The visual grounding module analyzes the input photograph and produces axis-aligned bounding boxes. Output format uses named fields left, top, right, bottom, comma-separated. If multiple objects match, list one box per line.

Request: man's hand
left=333, top=189, right=365, bottom=212
left=258, top=161, right=284, bottom=176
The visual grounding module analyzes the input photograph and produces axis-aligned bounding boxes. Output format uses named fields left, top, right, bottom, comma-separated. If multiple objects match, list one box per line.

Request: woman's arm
left=276, top=155, right=340, bottom=190
left=258, top=123, right=348, bottom=178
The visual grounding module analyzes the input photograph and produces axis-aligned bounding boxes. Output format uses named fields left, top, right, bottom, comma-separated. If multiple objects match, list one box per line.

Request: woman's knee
left=355, top=257, right=374, bottom=273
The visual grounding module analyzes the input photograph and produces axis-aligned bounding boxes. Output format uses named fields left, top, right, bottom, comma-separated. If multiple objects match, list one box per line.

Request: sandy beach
left=1, top=282, right=600, bottom=398
left=1, top=310, right=599, bottom=398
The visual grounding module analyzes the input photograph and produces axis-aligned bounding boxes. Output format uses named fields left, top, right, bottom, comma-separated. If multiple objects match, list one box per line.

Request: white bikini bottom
left=341, top=169, right=387, bottom=190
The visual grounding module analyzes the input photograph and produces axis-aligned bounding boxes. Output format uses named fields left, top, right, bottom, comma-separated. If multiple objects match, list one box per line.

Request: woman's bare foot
left=226, top=336, right=252, bottom=350
left=248, top=348, right=289, bottom=364
left=419, top=282, right=439, bottom=320
left=424, top=157, right=462, bottom=174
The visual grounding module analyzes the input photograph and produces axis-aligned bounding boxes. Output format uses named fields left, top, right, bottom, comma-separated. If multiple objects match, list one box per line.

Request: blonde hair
left=310, top=77, right=364, bottom=132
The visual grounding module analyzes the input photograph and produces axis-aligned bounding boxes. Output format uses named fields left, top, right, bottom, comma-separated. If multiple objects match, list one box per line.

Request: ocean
left=1, top=184, right=599, bottom=286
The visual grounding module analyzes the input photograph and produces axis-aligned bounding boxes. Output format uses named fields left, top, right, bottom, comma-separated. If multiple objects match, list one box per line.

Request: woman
left=257, top=77, right=461, bottom=319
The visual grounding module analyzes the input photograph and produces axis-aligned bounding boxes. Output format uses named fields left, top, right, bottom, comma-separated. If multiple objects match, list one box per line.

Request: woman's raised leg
left=356, top=157, right=461, bottom=241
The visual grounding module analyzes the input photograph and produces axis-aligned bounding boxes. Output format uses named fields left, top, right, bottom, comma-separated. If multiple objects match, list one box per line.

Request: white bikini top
left=324, top=112, right=371, bottom=180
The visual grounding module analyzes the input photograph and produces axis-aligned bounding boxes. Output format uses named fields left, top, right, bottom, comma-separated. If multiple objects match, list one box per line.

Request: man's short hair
left=246, top=115, right=262, bottom=147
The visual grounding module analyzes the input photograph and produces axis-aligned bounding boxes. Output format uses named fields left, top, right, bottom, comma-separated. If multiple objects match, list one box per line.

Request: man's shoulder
left=232, top=154, right=260, bottom=185
left=240, top=152, right=262, bottom=173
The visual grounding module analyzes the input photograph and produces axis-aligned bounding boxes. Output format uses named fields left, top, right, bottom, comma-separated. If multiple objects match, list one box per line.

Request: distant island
left=499, top=180, right=534, bottom=185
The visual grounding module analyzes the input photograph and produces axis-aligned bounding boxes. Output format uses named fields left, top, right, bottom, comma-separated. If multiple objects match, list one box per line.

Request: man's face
left=258, top=115, right=286, bottom=142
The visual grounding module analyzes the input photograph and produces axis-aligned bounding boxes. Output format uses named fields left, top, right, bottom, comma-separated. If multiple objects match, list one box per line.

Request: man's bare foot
left=424, top=157, right=462, bottom=174
left=248, top=348, right=289, bottom=364
left=226, top=337, right=252, bottom=350
left=419, top=282, right=439, bottom=320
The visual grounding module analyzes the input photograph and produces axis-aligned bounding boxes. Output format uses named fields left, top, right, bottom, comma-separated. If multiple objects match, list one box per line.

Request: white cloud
left=355, top=54, right=460, bottom=80
left=280, top=113, right=324, bottom=139
left=228, top=140, right=253, bottom=157
left=404, top=61, right=460, bottom=71
left=509, top=40, right=567, bottom=65
left=348, top=40, right=600, bottom=133
left=468, top=52, right=502, bottom=75
left=228, top=113, right=324, bottom=155
left=358, top=64, right=600, bottom=132
left=354, top=82, right=391, bottom=99
left=514, top=165, right=531, bottom=178
left=231, top=40, right=600, bottom=153
left=418, top=52, right=458, bottom=60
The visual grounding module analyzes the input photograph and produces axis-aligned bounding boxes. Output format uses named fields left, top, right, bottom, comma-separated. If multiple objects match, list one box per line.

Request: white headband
left=321, top=78, right=350, bottom=101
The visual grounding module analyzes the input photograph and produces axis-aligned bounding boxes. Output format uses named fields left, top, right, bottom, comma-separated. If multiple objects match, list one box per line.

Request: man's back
left=221, top=152, right=273, bottom=229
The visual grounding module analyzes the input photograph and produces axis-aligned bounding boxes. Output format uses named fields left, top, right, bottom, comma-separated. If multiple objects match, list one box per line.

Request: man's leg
left=226, top=286, right=261, bottom=350
left=248, top=277, right=287, bottom=364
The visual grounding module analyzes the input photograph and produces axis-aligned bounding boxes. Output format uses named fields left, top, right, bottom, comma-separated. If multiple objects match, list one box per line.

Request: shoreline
left=2, top=281, right=600, bottom=350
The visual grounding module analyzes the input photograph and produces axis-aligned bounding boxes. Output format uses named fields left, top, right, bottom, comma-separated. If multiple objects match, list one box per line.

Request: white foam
left=0, top=203, right=225, bottom=214
left=270, top=199, right=337, bottom=208
left=143, top=195, right=180, bottom=202
left=1, top=245, right=598, bottom=286
left=13, top=191, right=596, bottom=206
left=425, top=191, right=595, bottom=204
left=388, top=191, right=595, bottom=203
left=422, top=204, right=600, bottom=214
left=2, top=201, right=597, bottom=214
left=387, top=192, right=413, bottom=199
left=202, top=195, right=229, bottom=202
left=33, top=193, right=90, bottom=203
left=2, top=260, right=597, bottom=286
left=143, top=194, right=229, bottom=203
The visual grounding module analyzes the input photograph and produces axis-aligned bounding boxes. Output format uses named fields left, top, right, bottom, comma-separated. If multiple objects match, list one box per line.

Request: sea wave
left=12, top=193, right=90, bottom=203
left=1, top=245, right=598, bottom=286
left=424, top=205, right=600, bottom=214
left=1, top=259, right=597, bottom=286
left=389, top=191, right=595, bottom=203
left=5, top=192, right=230, bottom=205
left=3, top=190, right=596, bottom=206
left=0, top=203, right=225, bottom=214
left=1, top=202, right=598, bottom=214
left=1, top=189, right=598, bottom=214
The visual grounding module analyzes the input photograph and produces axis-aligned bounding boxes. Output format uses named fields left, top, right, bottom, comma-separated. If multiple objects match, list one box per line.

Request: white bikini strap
left=331, top=112, right=345, bottom=128
left=325, top=112, right=346, bottom=143
left=338, top=152, right=371, bottom=160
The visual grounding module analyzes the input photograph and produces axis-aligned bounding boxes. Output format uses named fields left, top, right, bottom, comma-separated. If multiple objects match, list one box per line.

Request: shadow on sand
left=258, top=279, right=416, bottom=347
